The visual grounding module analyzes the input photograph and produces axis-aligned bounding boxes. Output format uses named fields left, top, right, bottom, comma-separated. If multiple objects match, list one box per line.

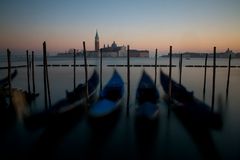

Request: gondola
left=160, top=70, right=222, bottom=129
left=49, top=69, right=99, bottom=114
left=160, top=69, right=193, bottom=104
left=135, top=70, right=160, bottom=119
left=24, top=69, right=99, bottom=128
left=89, top=69, right=124, bottom=118
left=66, top=69, right=99, bottom=103
left=1, top=88, right=31, bottom=123
left=0, top=70, right=18, bottom=111
left=0, top=69, right=18, bottom=88
left=0, top=69, right=38, bottom=102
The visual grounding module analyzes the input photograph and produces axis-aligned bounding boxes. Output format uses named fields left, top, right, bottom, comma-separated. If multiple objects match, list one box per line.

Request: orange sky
left=1, top=0, right=240, bottom=54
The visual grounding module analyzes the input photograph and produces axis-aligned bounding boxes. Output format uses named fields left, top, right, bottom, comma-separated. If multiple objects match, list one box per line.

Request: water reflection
left=86, top=105, right=122, bottom=159
left=172, top=102, right=221, bottom=159
left=1, top=57, right=240, bottom=159
left=134, top=117, right=159, bottom=160
left=28, top=106, right=85, bottom=160
left=160, top=68, right=223, bottom=159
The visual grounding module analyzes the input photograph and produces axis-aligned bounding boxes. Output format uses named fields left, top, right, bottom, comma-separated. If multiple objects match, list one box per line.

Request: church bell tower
left=95, top=30, right=99, bottom=51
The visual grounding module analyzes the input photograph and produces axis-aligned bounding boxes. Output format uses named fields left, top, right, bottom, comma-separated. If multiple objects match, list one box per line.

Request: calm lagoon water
left=1, top=56, right=240, bottom=160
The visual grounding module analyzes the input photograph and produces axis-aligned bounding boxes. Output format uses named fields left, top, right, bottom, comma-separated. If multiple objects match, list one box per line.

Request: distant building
left=161, top=48, right=237, bottom=58
left=57, top=48, right=81, bottom=56
left=129, top=49, right=149, bottom=57
left=101, top=41, right=127, bottom=57
left=225, top=48, right=233, bottom=54
left=101, top=41, right=149, bottom=58
left=218, top=48, right=233, bottom=58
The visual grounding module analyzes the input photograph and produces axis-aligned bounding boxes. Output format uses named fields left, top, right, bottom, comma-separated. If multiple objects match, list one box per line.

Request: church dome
left=111, top=41, right=117, bottom=48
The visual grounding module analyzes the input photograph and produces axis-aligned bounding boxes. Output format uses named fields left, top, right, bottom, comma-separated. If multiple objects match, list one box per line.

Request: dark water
left=1, top=57, right=240, bottom=160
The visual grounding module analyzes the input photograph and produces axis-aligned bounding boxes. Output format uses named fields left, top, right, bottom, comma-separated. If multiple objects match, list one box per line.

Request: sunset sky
left=0, top=0, right=240, bottom=54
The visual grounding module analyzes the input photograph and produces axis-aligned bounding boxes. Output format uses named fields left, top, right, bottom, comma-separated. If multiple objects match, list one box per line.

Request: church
left=57, top=30, right=149, bottom=58
left=92, top=30, right=127, bottom=57
left=94, top=30, right=149, bottom=58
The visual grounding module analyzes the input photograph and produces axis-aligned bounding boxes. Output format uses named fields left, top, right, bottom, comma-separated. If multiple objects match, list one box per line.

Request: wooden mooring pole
left=154, top=49, right=157, bottom=86
left=26, top=50, right=31, bottom=94
left=203, top=54, right=208, bottom=100
left=83, top=41, right=88, bottom=102
left=43, top=42, right=48, bottom=109
left=45, top=43, right=51, bottom=108
left=226, top=54, right=232, bottom=99
left=32, top=51, right=36, bottom=94
left=7, top=49, right=11, bottom=100
left=179, top=53, right=182, bottom=85
left=168, top=46, right=172, bottom=102
left=211, top=47, right=216, bottom=112
left=43, top=42, right=51, bottom=108
left=73, top=49, right=76, bottom=90
left=100, top=48, right=103, bottom=92
left=127, top=45, right=130, bottom=116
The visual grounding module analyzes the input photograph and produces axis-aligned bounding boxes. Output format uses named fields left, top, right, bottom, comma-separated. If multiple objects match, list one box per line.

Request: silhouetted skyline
left=1, top=0, right=240, bottom=54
